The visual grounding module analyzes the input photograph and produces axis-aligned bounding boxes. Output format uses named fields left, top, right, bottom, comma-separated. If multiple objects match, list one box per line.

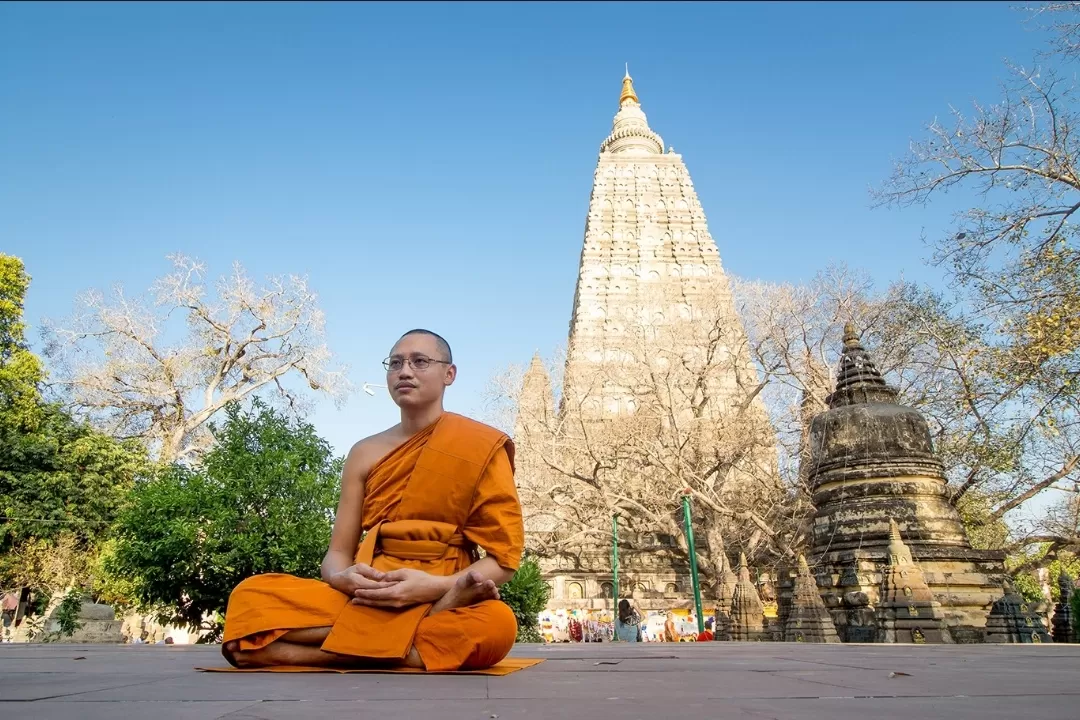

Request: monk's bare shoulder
left=343, top=425, right=406, bottom=483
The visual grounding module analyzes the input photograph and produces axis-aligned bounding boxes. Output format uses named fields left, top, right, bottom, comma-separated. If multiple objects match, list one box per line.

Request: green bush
left=1012, top=572, right=1045, bottom=604
left=107, top=400, right=342, bottom=640
left=52, top=589, right=84, bottom=639
left=500, top=554, right=550, bottom=643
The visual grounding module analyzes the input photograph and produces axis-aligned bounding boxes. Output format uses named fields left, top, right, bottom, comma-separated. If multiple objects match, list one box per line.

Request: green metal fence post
left=682, top=494, right=705, bottom=635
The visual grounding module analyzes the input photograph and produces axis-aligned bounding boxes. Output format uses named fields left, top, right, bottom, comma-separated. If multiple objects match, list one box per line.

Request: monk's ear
left=443, top=363, right=457, bottom=386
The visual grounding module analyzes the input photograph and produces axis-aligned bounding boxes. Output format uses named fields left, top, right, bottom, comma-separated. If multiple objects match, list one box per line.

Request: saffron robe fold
left=221, top=413, right=525, bottom=672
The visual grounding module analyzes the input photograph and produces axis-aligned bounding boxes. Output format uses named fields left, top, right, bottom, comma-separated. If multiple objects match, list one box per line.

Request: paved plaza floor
left=1, top=641, right=1078, bottom=719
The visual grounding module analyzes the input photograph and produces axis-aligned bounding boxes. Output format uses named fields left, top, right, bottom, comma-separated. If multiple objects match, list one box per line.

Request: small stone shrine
left=713, top=552, right=738, bottom=641
left=731, top=552, right=767, bottom=641
left=984, top=580, right=1053, bottom=643
left=1051, top=571, right=1075, bottom=644
left=807, top=324, right=1005, bottom=641
left=784, top=555, right=840, bottom=643
left=774, top=558, right=795, bottom=638
left=876, top=520, right=953, bottom=644
left=48, top=601, right=125, bottom=644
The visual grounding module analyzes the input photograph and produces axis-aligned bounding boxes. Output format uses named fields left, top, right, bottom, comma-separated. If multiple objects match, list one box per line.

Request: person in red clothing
left=696, top=618, right=714, bottom=642
left=568, top=617, right=583, bottom=643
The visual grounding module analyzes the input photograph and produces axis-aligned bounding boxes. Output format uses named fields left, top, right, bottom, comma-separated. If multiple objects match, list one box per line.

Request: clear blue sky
left=0, top=1, right=1053, bottom=455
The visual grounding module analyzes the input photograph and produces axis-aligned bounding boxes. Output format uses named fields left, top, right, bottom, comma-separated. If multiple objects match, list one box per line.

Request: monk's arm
left=453, top=443, right=523, bottom=587
left=446, top=555, right=515, bottom=586
left=321, top=442, right=371, bottom=586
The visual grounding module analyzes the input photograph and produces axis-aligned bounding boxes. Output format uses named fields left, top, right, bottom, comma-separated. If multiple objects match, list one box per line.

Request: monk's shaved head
left=398, top=329, right=453, bottom=363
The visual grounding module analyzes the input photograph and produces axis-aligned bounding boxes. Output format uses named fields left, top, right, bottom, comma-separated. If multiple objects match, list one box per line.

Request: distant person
left=613, top=599, right=642, bottom=643
left=2, top=591, right=17, bottom=630
left=696, top=618, right=714, bottom=642
left=664, top=612, right=679, bottom=643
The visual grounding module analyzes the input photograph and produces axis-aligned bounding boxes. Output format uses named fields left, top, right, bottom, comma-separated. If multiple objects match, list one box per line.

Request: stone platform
left=1, top=642, right=1078, bottom=719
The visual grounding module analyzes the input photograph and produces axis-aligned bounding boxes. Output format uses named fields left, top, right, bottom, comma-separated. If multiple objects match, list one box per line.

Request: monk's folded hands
left=350, top=567, right=452, bottom=608
left=328, top=563, right=397, bottom=597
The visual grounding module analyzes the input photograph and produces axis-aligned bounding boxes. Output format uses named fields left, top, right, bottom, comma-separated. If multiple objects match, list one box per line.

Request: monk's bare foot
left=227, top=640, right=338, bottom=668
left=430, top=570, right=500, bottom=615
left=404, top=646, right=424, bottom=669
left=222, top=640, right=241, bottom=668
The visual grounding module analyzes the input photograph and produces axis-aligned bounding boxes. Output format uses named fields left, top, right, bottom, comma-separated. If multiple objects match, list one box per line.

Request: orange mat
left=196, top=657, right=543, bottom=676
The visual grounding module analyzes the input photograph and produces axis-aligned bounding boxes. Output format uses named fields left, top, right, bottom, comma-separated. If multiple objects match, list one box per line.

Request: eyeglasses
left=383, top=355, right=452, bottom=372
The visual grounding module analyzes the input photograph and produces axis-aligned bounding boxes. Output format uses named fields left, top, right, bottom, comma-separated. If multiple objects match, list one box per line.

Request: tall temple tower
left=517, top=71, right=776, bottom=616
left=560, top=69, right=762, bottom=417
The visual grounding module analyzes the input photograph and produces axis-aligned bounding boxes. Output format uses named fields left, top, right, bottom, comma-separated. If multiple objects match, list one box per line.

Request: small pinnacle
left=797, top=554, right=810, bottom=573
left=843, top=322, right=860, bottom=348
left=888, top=517, right=902, bottom=539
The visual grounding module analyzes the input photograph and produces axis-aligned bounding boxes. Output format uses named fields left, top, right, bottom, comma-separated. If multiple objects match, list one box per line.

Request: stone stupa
left=47, top=599, right=124, bottom=644
left=1051, top=571, right=1075, bottom=644
left=985, top=580, right=1053, bottom=643
left=784, top=555, right=841, bottom=643
left=807, top=324, right=1005, bottom=641
left=713, top=551, right=738, bottom=641
left=876, top=520, right=953, bottom=644
left=730, top=552, right=767, bottom=641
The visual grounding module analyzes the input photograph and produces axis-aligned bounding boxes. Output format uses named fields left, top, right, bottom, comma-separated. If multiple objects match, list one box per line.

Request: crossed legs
left=223, top=570, right=501, bottom=670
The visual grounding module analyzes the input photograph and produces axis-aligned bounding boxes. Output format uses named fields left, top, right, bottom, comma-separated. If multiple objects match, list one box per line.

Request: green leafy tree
left=0, top=254, right=44, bottom=430
left=0, top=255, right=149, bottom=593
left=108, top=399, right=342, bottom=639
left=499, top=555, right=550, bottom=643
left=1008, top=545, right=1080, bottom=604
left=1012, top=572, right=1046, bottom=604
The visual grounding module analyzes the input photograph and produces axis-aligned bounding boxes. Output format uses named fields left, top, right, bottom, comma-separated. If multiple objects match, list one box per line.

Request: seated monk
left=221, top=329, right=525, bottom=671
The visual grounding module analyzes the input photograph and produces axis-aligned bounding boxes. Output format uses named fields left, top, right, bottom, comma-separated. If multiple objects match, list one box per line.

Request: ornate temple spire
left=620, top=64, right=639, bottom=106
left=826, top=323, right=897, bottom=407
left=600, top=68, right=663, bottom=155
left=516, top=351, right=555, bottom=434
left=886, top=518, right=914, bottom=566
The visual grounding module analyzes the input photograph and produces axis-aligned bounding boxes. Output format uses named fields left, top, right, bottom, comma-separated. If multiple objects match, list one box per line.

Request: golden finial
left=620, top=64, right=639, bottom=106
left=842, top=321, right=860, bottom=349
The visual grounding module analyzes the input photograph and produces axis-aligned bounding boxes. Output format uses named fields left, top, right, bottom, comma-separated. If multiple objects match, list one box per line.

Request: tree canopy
left=0, top=254, right=149, bottom=593
left=106, top=399, right=342, bottom=637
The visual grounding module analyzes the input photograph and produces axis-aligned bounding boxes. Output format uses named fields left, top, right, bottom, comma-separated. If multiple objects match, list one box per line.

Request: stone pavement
left=1, top=641, right=1078, bottom=719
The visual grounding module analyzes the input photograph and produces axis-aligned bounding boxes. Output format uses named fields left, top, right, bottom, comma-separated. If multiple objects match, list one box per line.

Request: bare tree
left=733, top=265, right=888, bottom=550
left=499, top=261, right=1080, bottom=586
left=873, top=5, right=1080, bottom=545
left=44, top=255, right=350, bottom=463
left=494, top=277, right=791, bottom=589
left=737, top=265, right=1080, bottom=552
left=1029, top=3, right=1080, bottom=61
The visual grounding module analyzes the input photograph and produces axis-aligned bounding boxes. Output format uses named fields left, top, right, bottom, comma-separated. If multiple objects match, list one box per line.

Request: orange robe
left=221, top=413, right=525, bottom=671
